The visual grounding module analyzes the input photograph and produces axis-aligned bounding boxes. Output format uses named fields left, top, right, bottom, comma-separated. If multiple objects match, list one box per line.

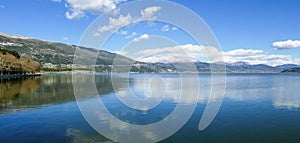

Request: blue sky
left=1, top=0, right=300, bottom=65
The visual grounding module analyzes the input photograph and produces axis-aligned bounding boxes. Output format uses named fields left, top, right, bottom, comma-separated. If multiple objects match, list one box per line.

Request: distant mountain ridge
left=281, top=67, right=300, bottom=73
left=0, top=32, right=299, bottom=73
left=276, top=64, right=300, bottom=71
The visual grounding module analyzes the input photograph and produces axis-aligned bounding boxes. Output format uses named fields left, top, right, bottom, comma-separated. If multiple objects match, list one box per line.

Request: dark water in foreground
left=0, top=74, right=300, bottom=143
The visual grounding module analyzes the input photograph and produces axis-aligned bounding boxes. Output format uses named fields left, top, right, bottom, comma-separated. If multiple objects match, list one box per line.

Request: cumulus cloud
left=273, top=40, right=300, bottom=49
left=138, top=44, right=219, bottom=57
left=161, top=25, right=169, bottom=32
left=97, top=14, right=132, bottom=34
left=64, top=0, right=126, bottom=20
left=223, top=49, right=300, bottom=66
left=133, top=34, right=149, bottom=42
left=134, top=44, right=300, bottom=66
left=172, top=27, right=178, bottom=31
left=136, top=44, right=222, bottom=63
left=113, top=50, right=127, bottom=56
left=62, top=0, right=161, bottom=22
left=224, top=49, right=263, bottom=56
left=66, top=9, right=85, bottom=20
left=161, top=25, right=177, bottom=32
left=139, top=6, right=161, bottom=20
left=119, top=30, right=128, bottom=35
left=125, top=32, right=137, bottom=39
left=94, top=6, right=161, bottom=36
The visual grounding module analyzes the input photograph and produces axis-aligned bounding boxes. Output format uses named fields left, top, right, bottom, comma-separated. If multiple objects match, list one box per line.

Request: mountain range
left=0, top=32, right=299, bottom=73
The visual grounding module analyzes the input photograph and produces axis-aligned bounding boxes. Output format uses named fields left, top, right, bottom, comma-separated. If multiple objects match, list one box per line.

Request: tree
left=0, top=49, right=40, bottom=75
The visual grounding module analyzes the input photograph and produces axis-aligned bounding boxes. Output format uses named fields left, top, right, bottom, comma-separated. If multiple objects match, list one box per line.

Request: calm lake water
left=1, top=74, right=300, bottom=143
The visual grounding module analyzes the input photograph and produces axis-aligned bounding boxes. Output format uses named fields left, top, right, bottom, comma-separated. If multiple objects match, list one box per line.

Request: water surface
left=1, top=74, right=300, bottom=143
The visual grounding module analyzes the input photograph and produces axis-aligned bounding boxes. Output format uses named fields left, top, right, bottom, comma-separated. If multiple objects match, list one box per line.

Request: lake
left=1, top=74, right=300, bottom=143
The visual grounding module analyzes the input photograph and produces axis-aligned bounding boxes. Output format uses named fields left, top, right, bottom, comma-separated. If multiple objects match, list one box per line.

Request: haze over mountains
left=0, top=32, right=299, bottom=73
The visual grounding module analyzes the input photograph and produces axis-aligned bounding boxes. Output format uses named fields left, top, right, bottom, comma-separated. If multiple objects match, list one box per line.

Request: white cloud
left=172, top=27, right=178, bottom=31
left=161, top=25, right=169, bottom=32
left=136, top=44, right=221, bottom=63
left=113, top=50, right=127, bottom=56
left=139, top=6, right=161, bottom=20
left=96, top=14, right=132, bottom=35
left=64, top=0, right=126, bottom=20
left=66, top=9, right=85, bottom=20
left=63, top=37, right=69, bottom=41
left=134, top=44, right=300, bottom=66
left=224, top=49, right=263, bottom=56
left=136, top=55, right=197, bottom=63
left=125, top=32, right=137, bottom=39
left=119, top=30, right=128, bottom=35
left=223, top=49, right=300, bottom=66
left=133, top=34, right=149, bottom=42
left=273, top=40, right=300, bottom=49
left=138, top=44, right=218, bottom=57
left=95, top=6, right=161, bottom=36
left=161, top=25, right=177, bottom=32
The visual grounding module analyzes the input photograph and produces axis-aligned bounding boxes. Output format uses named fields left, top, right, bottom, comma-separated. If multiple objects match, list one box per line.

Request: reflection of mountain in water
left=2, top=74, right=299, bottom=113
left=0, top=76, right=115, bottom=111
left=0, top=77, right=40, bottom=108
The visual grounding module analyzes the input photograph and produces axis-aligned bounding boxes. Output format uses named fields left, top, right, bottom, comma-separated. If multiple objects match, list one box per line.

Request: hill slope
left=0, top=33, right=134, bottom=72
left=1, top=32, right=299, bottom=73
left=281, top=67, right=300, bottom=73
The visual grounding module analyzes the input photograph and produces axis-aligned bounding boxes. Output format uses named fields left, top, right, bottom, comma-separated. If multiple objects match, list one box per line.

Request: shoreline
left=1, top=72, right=300, bottom=78
left=0, top=73, right=41, bottom=79
left=42, top=71, right=300, bottom=75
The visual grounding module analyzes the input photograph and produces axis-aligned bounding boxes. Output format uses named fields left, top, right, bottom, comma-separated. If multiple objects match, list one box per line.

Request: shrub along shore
left=0, top=49, right=40, bottom=76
